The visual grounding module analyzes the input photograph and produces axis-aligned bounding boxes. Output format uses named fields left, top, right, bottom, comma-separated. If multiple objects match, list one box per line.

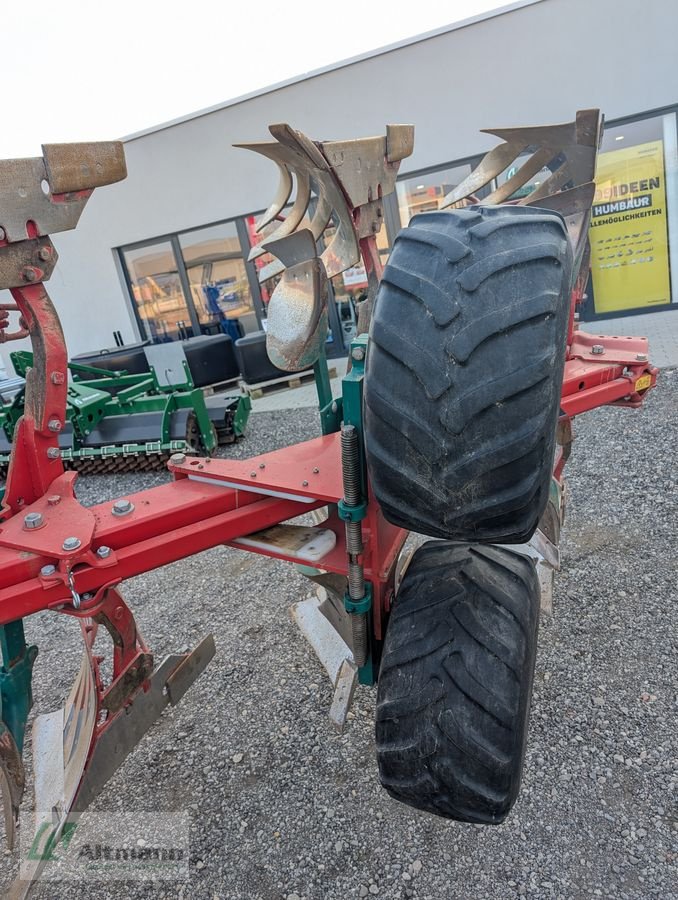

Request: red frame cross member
left=0, top=431, right=405, bottom=641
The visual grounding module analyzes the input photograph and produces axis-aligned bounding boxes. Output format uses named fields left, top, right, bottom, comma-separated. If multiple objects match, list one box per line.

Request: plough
left=0, top=111, right=656, bottom=891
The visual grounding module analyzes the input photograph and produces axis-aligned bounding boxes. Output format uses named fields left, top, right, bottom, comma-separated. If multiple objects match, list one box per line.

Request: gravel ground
left=2, top=376, right=677, bottom=900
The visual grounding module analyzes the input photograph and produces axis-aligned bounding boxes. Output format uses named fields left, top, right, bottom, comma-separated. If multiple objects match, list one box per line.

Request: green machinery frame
left=0, top=351, right=250, bottom=464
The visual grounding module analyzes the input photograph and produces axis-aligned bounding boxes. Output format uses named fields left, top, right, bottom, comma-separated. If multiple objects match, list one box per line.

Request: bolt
left=48, top=418, right=62, bottom=432
left=636, top=353, right=648, bottom=362
left=250, top=472, right=257, bottom=478
left=24, top=511, right=44, bottom=529
left=38, top=246, right=52, bottom=261
left=302, top=480, right=309, bottom=487
left=47, top=494, right=61, bottom=506
left=40, top=564, right=56, bottom=577
left=96, top=546, right=111, bottom=559
left=62, top=536, right=81, bottom=551
left=82, top=592, right=94, bottom=601
left=259, top=463, right=266, bottom=469
left=50, top=371, right=65, bottom=385
left=169, top=452, right=186, bottom=465
left=22, top=267, right=39, bottom=282
left=351, top=346, right=365, bottom=362
left=47, top=447, right=60, bottom=459
left=591, top=344, right=605, bottom=355
left=112, top=498, right=134, bottom=516
left=313, top=467, right=320, bottom=474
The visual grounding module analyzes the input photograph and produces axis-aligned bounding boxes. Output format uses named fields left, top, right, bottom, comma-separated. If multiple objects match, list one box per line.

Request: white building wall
left=2, top=0, right=674, bottom=371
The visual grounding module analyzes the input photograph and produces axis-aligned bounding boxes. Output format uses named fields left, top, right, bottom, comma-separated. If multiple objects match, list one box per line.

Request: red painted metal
left=3, top=283, right=66, bottom=515
left=169, top=432, right=345, bottom=503
left=560, top=328, right=658, bottom=417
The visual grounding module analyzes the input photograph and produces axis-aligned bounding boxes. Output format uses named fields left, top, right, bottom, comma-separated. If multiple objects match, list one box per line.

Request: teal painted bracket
left=313, top=350, right=342, bottom=435
left=0, top=619, right=38, bottom=754
left=341, top=335, right=376, bottom=686
left=337, top=498, right=367, bottom=522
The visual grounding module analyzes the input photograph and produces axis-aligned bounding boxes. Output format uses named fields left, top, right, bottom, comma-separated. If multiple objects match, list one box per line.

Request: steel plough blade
left=0, top=724, right=25, bottom=852
left=8, top=634, right=215, bottom=898
left=264, top=229, right=329, bottom=371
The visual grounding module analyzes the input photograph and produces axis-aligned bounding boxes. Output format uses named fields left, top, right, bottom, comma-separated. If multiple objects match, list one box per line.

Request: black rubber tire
left=364, top=205, right=573, bottom=543
left=376, top=540, right=540, bottom=824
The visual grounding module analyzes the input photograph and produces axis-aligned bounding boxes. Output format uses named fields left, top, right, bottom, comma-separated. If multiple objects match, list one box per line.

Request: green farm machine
left=0, top=349, right=251, bottom=476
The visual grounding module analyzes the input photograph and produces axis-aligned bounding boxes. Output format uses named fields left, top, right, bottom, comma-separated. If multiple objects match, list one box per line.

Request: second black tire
left=364, top=205, right=573, bottom=543
left=376, top=540, right=540, bottom=824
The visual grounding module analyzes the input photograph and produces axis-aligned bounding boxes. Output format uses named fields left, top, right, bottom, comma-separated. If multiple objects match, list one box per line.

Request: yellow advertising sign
left=589, top=140, right=671, bottom=314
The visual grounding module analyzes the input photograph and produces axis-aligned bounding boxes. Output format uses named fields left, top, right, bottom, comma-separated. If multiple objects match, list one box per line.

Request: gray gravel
left=2, top=377, right=677, bottom=900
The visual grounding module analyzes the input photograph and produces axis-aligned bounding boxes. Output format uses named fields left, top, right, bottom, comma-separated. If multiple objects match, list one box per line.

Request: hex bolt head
left=591, top=344, right=605, bottom=355
left=24, top=511, right=44, bottom=529
left=50, top=371, right=65, bottom=385
left=313, top=467, right=320, bottom=474
left=62, top=536, right=81, bottom=551
left=169, top=452, right=186, bottom=465
left=250, top=472, right=257, bottom=478
left=302, top=480, right=309, bottom=487
left=47, top=447, right=61, bottom=459
left=38, top=246, right=52, bottom=261
left=47, top=494, right=61, bottom=506
left=22, top=267, right=39, bottom=282
left=258, top=463, right=266, bottom=469
left=40, top=564, right=56, bottom=577
left=351, top=346, right=365, bottom=362
left=96, top=545, right=112, bottom=559
left=636, top=353, right=648, bottom=362
left=112, top=499, right=134, bottom=516
left=48, top=418, right=62, bottom=432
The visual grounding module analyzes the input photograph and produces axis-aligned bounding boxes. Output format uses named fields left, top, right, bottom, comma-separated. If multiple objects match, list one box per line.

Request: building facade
left=2, top=0, right=675, bottom=372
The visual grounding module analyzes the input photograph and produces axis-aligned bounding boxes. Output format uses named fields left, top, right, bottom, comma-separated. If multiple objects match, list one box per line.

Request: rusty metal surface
left=238, top=125, right=359, bottom=281
left=0, top=143, right=125, bottom=245
left=442, top=109, right=602, bottom=213
left=42, top=141, right=126, bottom=194
left=74, top=639, right=214, bottom=811
left=266, top=255, right=329, bottom=372
left=0, top=724, right=24, bottom=851
left=238, top=122, right=412, bottom=370
left=386, top=124, right=415, bottom=162
left=0, top=237, right=58, bottom=291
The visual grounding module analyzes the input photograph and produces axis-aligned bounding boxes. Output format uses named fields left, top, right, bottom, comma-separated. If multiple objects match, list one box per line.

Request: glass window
left=179, top=223, right=258, bottom=336
left=589, top=112, right=677, bottom=315
left=396, top=164, right=472, bottom=225
left=495, top=153, right=550, bottom=200
left=122, top=241, right=194, bottom=342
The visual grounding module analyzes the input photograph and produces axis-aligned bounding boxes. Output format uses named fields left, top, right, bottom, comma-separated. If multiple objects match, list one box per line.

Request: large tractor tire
left=364, top=205, right=573, bottom=544
left=375, top=541, right=540, bottom=824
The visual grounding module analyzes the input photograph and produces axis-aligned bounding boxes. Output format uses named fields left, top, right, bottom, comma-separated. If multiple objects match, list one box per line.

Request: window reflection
left=123, top=242, right=194, bottom=342
left=397, top=164, right=472, bottom=224
left=179, top=223, right=258, bottom=338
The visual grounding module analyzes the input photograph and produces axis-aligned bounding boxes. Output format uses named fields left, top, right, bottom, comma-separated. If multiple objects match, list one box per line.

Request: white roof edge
left=122, top=0, right=544, bottom=143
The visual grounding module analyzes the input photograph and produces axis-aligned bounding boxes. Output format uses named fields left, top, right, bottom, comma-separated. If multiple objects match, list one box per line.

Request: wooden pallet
left=245, top=367, right=337, bottom=399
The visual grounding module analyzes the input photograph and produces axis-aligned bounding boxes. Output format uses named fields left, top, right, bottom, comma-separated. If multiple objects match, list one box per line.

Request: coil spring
left=345, top=521, right=363, bottom=555
left=348, top=561, right=365, bottom=599
left=351, top=613, right=368, bottom=668
left=341, top=425, right=361, bottom=506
